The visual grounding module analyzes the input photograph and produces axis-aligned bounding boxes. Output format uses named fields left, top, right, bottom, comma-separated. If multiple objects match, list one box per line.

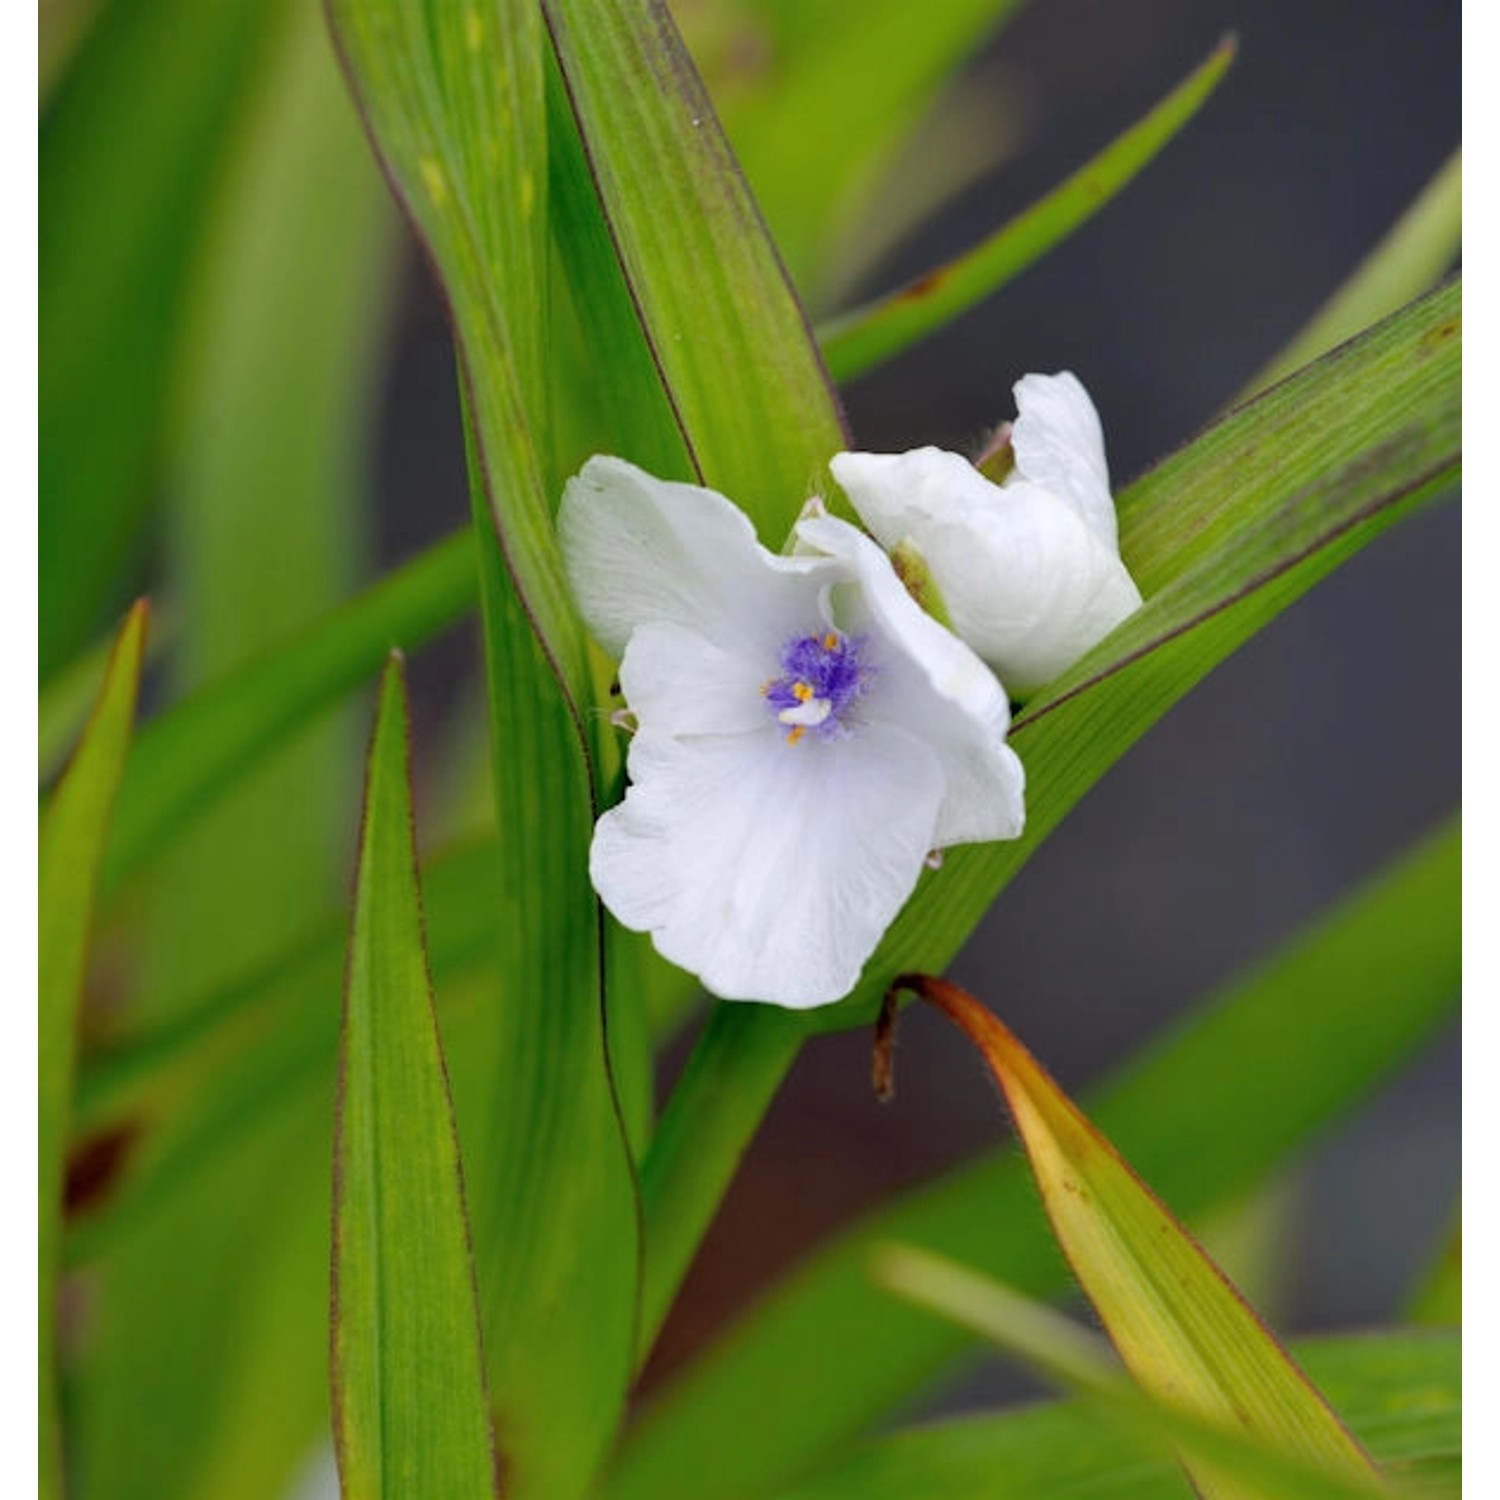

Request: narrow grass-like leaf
left=331, top=656, right=497, bottom=1500
left=461, top=415, right=641, bottom=1500
left=627, top=280, right=1460, bottom=1381
left=820, top=36, right=1237, bottom=382
left=771, top=1331, right=1459, bottom=1500
left=608, top=815, right=1458, bottom=1499
left=147, top=0, right=398, bottom=1009
left=698, top=0, right=1025, bottom=292
left=542, top=0, right=848, bottom=538
left=1246, top=150, right=1461, bottom=395
left=70, top=27, right=406, bottom=1491
left=885, top=980, right=1382, bottom=1495
left=40, top=0, right=273, bottom=676
left=329, top=0, right=590, bottom=710
left=39, top=601, right=147, bottom=1500
left=1404, top=1212, right=1461, bottom=1327
left=875, top=1249, right=1384, bottom=1500
left=103, top=528, right=475, bottom=889
left=330, top=2, right=647, bottom=1488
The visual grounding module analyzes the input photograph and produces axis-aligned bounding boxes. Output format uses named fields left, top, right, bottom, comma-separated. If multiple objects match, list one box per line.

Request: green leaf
left=331, top=655, right=498, bottom=1499
left=40, top=0, right=275, bottom=676
left=694, top=0, right=1025, bottom=293
left=607, top=815, right=1459, bottom=1500
left=542, top=0, right=848, bottom=538
left=626, top=278, right=1461, bottom=1379
left=875, top=1250, right=1384, bottom=1500
left=327, top=5, right=643, bottom=1492
left=329, top=0, right=591, bottom=711
left=884, top=980, right=1381, bottom=1495
left=819, top=35, right=1237, bottom=382
left=460, top=413, right=641, bottom=1500
left=146, top=0, right=399, bottom=1010
left=1404, top=1211, right=1461, bottom=1327
left=39, top=601, right=147, bottom=1500
left=772, top=1328, right=1460, bottom=1500
left=103, top=528, right=475, bottom=889
left=1246, top=150, right=1461, bottom=395
left=40, top=615, right=169, bottom=787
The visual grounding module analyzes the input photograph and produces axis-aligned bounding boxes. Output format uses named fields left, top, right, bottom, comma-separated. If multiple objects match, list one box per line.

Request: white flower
left=830, top=371, right=1143, bottom=695
left=559, top=456, right=1026, bottom=1009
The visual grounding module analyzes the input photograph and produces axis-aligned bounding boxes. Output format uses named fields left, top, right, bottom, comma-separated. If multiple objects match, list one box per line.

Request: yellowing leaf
left=889, top=974, right=1385, bottom=1498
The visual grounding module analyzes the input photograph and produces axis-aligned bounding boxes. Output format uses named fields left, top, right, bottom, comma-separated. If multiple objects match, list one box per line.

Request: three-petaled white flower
left=831, top=371, right=1142, bottom=695
left=560, top=457, right=1025, bottom=1009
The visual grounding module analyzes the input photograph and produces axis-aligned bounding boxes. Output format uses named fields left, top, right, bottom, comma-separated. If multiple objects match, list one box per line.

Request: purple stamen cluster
left=763, top=629, right=872, bottom=742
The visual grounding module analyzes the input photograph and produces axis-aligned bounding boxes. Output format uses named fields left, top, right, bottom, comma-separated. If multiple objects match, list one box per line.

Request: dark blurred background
left=377, top=0, right=1460, bottom=1410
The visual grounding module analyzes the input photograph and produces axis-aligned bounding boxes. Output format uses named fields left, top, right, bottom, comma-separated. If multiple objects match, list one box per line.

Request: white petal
left=1009, top=371, right=1117, bottom=546
left=617, top=621, right=772, bottom=737
left=830, top=447, right=992, bottom=553
left=909, top=479, right=1143, bottom=695
left=796, top=514, right=1025, bottom=848
left=558, top=455, right=832, bottom=659
left=592, top=725, right=944, bottom=1007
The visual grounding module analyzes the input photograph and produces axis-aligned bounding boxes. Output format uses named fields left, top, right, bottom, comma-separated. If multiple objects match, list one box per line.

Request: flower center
left=762, top=630, right=871, bottom=745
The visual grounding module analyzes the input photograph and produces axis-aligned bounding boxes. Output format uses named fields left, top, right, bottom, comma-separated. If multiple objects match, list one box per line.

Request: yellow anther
left=792, top=681, right=813, bottom=703
left=786, top=726, right=806, bottom=746
left=823, top=632, right=839, bottom=650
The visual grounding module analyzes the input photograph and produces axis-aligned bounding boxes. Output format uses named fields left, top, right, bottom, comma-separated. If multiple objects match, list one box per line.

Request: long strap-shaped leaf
left=542, top=0, right=848, bottom=537
left=772, top=1330, right=1459, bottom=1500
left=328, top=7, right=643, bottom=1497
left=39, top=601, right=147, bottom=1500
left=886, top=977, right=1383, bottom=1497
left=462, top=413, right=642, bottom=1500
left=820, top=36, right=1238, bottom=382
left=332, top=656, right=498, bottom=1499
left=609, top=815, right=1458, bottom=1500
left=330, top=0, right=589, bottom=712
left=629, top=279, right=1461, bottom=1371
left=105, top=528, right=475, bottom=889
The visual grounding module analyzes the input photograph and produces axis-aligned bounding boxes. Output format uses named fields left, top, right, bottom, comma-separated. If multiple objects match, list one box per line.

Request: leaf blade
left=820, top=36, right=1238, bottom=382
left=774, top=1327, right=1460, bottom=1500
left=889, top=981, right=1382, bottom=1494
left=542, top=0, right=848, bottom=538
left=39, top=601, right=147, bottom=1499
left=331, top=656, right=498, bottom=1500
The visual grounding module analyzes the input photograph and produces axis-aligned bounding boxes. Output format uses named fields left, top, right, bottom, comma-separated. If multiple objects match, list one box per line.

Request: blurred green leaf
left=146, top=0, right=398, bottom=1008
left=782, top=1302, right=1457, bottom=1499
left=627, top=279, right=1461, bottom=1378
left=542, top=0, right=848, bottom=537
left=608, top=814, right=1459, bottom=1499
left=690, top=0, right=1026, bottom=293
left=886, top=979, right=1380, bottom=1495
left=103, top=529, right=474, bottom=889
left=1404, top=1212, right=1461, bottom=1327
left=331, top=656, right=498, bottom=1499
left=820, top=36, right=1236, bottom=382
left=1247, top=150, right=1461, bottom=396
left=68, top=15, right=409, bottom=1495
left=40, top=615, right=169, bottom=787
left=875, top=1249, right=1384, bottom=1500
left=39, top=0, right=275, bottom=677
left=39, top=601, right=146, bottom=1500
